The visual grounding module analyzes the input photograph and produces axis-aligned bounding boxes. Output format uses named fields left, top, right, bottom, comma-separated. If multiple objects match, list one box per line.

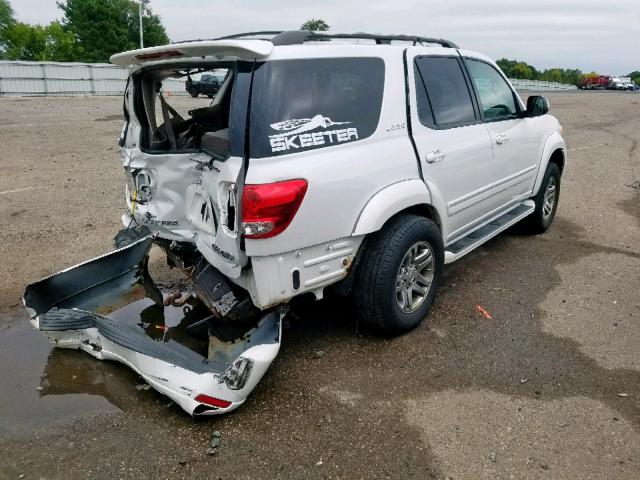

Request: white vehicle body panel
left=237, top=46, right=418, bottom=258
left=240, top=236, right=364, bottom=308
left=110, top=39, right=273, bottom=66
left=460, top=50, right=541, bottom=210
left=352, top=179, right=433, bottom=235
left=122, top=148, right=202, bottom=242
left=532, top=129, right=566, bottom=194
left=191, top=156, right=247, bottom=279
left=405, top=47, right=496, bottom=242
left=117, top=42, right=566, bottom=305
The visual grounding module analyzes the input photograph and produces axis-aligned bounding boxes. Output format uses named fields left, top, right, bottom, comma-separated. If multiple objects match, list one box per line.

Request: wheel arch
left=532, top=132, right=566, bottom=195
left=352, top=179, right=443, bottom=236
left=548, top=148, right=565, bottom=175
left=335, top=183, right=443, bottom=298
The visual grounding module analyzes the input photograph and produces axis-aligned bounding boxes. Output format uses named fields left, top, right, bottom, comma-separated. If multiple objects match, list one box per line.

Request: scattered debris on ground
left=207, top=431, right=221, bottom=456
left=475, top=305, right=493, bottom=320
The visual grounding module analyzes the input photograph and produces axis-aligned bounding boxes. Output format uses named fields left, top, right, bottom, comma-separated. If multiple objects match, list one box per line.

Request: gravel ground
left=0, top=92, right=639, bottom=479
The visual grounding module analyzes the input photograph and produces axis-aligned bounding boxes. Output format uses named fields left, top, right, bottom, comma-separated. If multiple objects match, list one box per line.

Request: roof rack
left=215, top=31, right=285, bottom=41
left=211, top=30, right=459, bottom=49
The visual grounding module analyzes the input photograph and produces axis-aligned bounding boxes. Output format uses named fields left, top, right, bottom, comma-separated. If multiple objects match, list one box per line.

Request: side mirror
left=527, top=95, right=549, bottom=117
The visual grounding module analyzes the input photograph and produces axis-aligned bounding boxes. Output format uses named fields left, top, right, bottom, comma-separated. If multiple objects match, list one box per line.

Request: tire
left=521, top=162, right=561, bottom=234
left=352, top=214, right=444, bottom=335
left=207, top=94, right=214, bottom=99
left=189, top=90, right=199, bottom=98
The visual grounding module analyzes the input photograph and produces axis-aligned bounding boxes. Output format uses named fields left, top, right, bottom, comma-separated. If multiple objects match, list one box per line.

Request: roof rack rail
left=215, top=31, right=284, bottom=40
left=210, top=30, right=458, bottom=49
left=305, top=32, right=459, bottom=49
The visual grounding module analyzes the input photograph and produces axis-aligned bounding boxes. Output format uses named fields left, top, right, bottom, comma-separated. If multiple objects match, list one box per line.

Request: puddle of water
left=108, top=297, right=210, bottom=356
left=0, top=322, right=119, bottom=439
left=0, top=297, right=211, bottom=439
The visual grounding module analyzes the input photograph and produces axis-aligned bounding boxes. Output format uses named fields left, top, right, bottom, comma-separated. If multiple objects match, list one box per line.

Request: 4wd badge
left=269, top=114, right=359, bottom=153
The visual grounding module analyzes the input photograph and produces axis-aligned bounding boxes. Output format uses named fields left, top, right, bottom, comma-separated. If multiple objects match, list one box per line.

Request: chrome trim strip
left=447, top=165, right=537, bottom=213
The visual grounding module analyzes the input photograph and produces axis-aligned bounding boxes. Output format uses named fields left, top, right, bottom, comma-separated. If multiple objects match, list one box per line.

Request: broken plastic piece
left=475, top=305, right=493, bottom=320
left=23, top=237, right=284, bottom=416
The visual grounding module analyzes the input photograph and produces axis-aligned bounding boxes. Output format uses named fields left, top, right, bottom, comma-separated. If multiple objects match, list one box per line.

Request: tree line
left=0, top=0, right=169, bottom=63
left=1, top=6, right=638, bottom=86
left=496, top=58, right=639, bottom=86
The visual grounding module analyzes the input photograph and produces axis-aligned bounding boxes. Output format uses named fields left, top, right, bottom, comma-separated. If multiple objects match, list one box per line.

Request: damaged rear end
left=23, top=236, right=284, bottom=416
left=23, top=40, right=288, bottom=417
left=116, top=41, right=265, bottom=283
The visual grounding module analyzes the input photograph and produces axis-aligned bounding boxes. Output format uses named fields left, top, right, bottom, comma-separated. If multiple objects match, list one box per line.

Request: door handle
left=495, top=133, right=509, bottom=145
left=425, top=150, right=445, bottom=164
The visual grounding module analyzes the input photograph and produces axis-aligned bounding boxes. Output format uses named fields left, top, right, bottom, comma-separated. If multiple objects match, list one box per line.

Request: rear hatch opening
left=122, top=59, right=254, bottom=276
left=134, top=64, right=234, bottom=155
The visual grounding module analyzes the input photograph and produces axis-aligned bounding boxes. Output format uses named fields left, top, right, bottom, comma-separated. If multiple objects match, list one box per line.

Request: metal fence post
left=42, top=63, right=49, bottom=95
left=90, top=65, right=96, bottom=95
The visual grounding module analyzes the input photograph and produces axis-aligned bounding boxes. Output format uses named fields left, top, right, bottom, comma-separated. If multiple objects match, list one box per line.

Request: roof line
left=173, top=30, right=459, bottom=49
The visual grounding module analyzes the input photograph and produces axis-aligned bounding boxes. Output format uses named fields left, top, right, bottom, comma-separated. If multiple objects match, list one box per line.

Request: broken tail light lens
left=194, top=394, right=232, bottom=409
left=222, top=357, right=253, bottom=390
left=241, top=179, right=308, bottom=239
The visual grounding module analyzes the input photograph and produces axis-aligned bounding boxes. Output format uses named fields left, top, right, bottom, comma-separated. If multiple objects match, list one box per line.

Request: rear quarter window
left=249, top=57, right=385, bottom=158
left=414, top=56, right=477, bottom=128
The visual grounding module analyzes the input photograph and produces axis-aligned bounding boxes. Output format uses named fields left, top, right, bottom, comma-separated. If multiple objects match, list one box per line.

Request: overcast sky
left=11, top=0, right=640, bottom=74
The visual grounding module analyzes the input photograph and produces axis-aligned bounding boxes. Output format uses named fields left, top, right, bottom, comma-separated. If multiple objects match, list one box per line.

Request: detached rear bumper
left=23, top=237, right=282, bottom=416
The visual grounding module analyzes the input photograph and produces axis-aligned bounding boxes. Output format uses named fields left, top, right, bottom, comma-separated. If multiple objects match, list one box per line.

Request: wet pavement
left=0, top=92, right=639, bottom=479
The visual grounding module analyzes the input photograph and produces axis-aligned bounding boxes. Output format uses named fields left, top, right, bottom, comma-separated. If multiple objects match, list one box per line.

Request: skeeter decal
left=269, top=114, right=359, bottom=153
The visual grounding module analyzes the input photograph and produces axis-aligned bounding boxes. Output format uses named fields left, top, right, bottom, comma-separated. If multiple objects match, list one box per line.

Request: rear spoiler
left=110, top=40, right=273, bottom=67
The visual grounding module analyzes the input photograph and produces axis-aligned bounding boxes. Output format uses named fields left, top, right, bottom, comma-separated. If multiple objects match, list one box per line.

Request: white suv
left=24, top=31, right=565, bottom=415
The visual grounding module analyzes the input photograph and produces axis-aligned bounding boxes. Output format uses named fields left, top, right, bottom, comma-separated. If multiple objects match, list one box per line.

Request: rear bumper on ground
left=23, top=237, right=283, bottom=416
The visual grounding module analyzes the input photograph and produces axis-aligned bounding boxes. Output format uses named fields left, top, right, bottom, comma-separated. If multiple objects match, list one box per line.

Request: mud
left=0, top=92, right=639, bottom=479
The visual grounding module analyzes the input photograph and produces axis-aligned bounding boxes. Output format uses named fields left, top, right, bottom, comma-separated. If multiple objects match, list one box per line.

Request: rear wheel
left=352, top=214, right=444, bottom=335
left=522, top=162, right=561, bottom=234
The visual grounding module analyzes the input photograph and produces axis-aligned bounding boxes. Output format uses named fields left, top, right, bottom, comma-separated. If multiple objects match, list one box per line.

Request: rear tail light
left=241, top=179, right=308, bottom=239
left=194, top=394, right=232, bottom=409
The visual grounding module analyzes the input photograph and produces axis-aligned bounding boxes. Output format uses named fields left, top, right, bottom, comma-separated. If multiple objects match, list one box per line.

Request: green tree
left=0, top=0, right=13, bottom=30
left=497, top=58, right=584, bottom=85
left=511, top=62, right=534, bottom=79
left=301, top=18, right=329, bottom=31
left=3, top=20, right=81, bottom=61
left=627, top=71, right=640, bottom=85
left=57, top=0, right=170, bottom=63
left=0, top=0, right=15, bottom=58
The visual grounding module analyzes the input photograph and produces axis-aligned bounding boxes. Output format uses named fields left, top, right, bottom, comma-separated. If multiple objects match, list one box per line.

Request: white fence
left=0, top=60, right=577, bottom=96
left=0, top=60, right=187, bottom=96
left=509, top=78, right=577, bottom=91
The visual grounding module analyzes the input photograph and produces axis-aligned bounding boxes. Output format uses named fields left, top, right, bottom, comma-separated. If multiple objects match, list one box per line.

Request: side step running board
left=444, top=200, right=535, bottom=264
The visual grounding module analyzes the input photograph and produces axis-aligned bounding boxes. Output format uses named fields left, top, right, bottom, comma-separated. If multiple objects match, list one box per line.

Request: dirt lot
left=0, top=92, right=639, bottom=479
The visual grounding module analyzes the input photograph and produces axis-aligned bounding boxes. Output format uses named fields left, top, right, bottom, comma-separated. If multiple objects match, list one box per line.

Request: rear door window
left=464, top=59, right=519, bottom=120
left=414, top=56, right=477, bottom=127
left=249, top=57, right=385, bottom=158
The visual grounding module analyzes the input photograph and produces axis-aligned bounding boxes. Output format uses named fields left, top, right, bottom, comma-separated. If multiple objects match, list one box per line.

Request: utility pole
left=138, top=0, right=149, bottom=48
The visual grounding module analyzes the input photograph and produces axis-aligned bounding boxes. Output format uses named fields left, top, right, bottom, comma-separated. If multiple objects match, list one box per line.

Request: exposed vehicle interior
left=135, top=63, right=233, bottom=157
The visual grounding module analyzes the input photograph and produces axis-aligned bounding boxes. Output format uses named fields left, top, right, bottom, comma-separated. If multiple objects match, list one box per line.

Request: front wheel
left=522, top=162, right=561, bottom=234
left=352, top=214, right=444, bottom=335
left=189, top=90, right=199, bottom=98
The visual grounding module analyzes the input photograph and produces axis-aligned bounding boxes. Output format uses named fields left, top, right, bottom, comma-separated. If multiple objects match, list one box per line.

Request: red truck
left=579, top=75, right=611, bottom=89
